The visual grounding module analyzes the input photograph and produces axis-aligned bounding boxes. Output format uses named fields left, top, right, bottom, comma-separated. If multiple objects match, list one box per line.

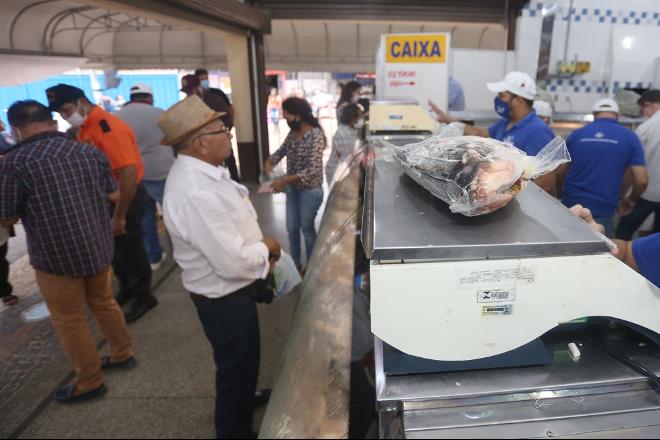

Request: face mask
left=494, top=96, right=511, bottom=118
left=200, top=80, right=210, bottom=89
left=66, top=102, right=86, bottom=128
left=355, top=119, right=365, bottom=129
left=287, top=119, right=301, bottom=131
left=352, top=95, right=360, bottom=103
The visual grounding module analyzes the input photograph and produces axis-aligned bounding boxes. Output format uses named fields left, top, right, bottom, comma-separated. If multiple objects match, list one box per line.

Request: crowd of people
left=0, top=67, right=658, bottom=438
left=0, top=68, right=365, bottom=438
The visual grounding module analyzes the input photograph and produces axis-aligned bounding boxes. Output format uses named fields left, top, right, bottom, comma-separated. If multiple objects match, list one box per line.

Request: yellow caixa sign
left=386, top=34, right=447, bottom=64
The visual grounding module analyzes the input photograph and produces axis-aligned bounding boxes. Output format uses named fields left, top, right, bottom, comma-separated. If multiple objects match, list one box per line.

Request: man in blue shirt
left=430, top=71, right=556, bottom=194
left=560, top=99, right=648, bottom=237
left=448, top=77, right=466, bottom=111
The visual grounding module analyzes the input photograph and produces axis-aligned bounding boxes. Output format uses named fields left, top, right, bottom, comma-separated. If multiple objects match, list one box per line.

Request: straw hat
left=158, top=95, right=225, bottom=146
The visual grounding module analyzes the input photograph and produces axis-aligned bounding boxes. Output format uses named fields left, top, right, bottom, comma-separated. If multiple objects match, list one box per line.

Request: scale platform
left=365, top=160, right=612, bottom=262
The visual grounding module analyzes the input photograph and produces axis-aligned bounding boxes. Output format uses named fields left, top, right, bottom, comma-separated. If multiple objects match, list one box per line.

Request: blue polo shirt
left=632, top=233, right=660, bottom=288
left=488, top=110, right=554, bottom=156
left=561, top=118, right=645, bottom=218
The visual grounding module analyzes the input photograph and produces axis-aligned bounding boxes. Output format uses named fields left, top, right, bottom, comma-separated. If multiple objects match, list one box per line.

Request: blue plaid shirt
left=0, top=131, right=116, bottom=277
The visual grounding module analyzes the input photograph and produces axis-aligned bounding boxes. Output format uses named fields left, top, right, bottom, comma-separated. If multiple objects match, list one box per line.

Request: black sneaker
left=124, top=296, right=158, bottom=323
left=54, top=383, right=107, bottom=404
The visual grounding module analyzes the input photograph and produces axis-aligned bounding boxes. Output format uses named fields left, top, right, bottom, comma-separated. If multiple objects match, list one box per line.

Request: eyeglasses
left=202, top=127, right=231, bottom=137
left=193, top=126, right=231, bottom=141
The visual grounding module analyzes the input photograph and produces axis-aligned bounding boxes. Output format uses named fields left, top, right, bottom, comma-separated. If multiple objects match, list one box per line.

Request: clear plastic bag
left=393, top=123, right=571, bottom=216
left=273, top=251, right=302, bottom=297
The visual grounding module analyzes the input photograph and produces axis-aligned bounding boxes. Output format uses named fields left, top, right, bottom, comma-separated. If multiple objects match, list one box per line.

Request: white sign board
left=379, top=33, right=450, bottom=110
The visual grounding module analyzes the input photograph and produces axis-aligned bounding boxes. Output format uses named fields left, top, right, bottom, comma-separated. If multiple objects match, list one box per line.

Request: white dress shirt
left=163, top=155, right=270, bottom=298
left=636, top=110, right=660, bottom=202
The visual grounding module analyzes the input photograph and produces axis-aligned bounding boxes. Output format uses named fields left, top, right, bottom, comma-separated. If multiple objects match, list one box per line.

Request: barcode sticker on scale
left=477, top=288, right=517, bottom=303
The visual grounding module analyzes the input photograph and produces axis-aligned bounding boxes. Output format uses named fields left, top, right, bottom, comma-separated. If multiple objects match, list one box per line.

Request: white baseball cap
left=533, top=100, right=553, bottom=118
left=487, top=71, right=537, bottom=100
left=130, top=83, right=153, bottom=96
left=592, top=98, right=619, bottom=114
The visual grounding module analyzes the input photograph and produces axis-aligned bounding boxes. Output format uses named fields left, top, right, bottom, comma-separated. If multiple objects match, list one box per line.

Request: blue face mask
left=200, top=79, right=210, bottom=89
left=494, top=96, right=511, bottom=118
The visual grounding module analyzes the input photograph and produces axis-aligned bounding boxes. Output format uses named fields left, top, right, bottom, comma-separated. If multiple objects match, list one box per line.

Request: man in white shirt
left=617, top=90, right=660, bottom=239
left=158, top=96, right=281, bottom=439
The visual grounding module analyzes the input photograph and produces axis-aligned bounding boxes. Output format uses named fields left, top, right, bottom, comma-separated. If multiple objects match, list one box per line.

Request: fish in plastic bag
left=394, top=123, right=571, bottom=216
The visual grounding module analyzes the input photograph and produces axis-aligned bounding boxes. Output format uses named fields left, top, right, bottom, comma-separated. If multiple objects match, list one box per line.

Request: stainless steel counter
left=365, top=160, right=611, bottom=262
left=259, top=151, right=363, bottom=439
left=376, top=332, right=660, bottom=438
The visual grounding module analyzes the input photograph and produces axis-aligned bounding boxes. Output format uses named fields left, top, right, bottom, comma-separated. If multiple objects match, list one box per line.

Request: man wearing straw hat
left=159, top=96, right=281, bottom=438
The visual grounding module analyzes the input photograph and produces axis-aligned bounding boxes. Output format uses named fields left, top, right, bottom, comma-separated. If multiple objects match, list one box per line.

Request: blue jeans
left=286, top=187, right=324, bottom=268
left=142, top=180, right=166, bottom=264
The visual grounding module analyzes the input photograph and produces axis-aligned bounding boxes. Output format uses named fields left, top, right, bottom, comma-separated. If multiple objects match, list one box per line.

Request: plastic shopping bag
left=273, top=251, right=302, bottom=297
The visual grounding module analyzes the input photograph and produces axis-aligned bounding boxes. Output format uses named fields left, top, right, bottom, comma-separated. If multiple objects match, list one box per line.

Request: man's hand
left=263, top=237, right=281, bottom=273
left=569, top=205, right=605, bottom=235
left=111, top=215, right=127, bottom=237
left=428, top=100, right=453, bottom=124
left=619, top=197, right=635, bottom=216
left=264, top=160, right=273, bottom=177
left=108, top=191, right=120, bottom=204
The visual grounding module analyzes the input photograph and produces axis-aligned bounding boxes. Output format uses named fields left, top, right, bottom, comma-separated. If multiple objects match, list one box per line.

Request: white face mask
left=355, top=119, right=365, bottom=129
left=66, top=103, right=86, bottom=128
left=351, top=95, right=360, bottom=103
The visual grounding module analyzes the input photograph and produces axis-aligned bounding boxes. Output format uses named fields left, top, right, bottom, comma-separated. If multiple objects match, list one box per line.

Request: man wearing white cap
left=533, top=100, right=553, bottom=126
left=116, top=83, right=174, bottom=271
left=430, top=71, right=556, bottom=194
left=158, top=96, right=281, bottom=439
left=558, top=98, right=648, bottom=237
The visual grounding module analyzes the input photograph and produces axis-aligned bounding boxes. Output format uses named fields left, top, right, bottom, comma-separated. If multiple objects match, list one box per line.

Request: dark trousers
left=615, top=198, right=660, bottom=240
left=113, top=184, right=152, bottom=303
left=190, top=292, right=260, bottom=439
left=0, top=242, right=12, bottom=298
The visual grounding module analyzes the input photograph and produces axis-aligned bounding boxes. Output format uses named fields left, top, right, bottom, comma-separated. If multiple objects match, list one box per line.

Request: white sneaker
left=150, top=252, right=167, bottom=271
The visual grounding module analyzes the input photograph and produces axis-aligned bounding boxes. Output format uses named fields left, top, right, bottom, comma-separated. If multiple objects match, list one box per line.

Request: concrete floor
left=0, top=189, right=315, bottom=439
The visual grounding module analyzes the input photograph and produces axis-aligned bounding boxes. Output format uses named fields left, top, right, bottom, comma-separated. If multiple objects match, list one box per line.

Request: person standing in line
left=159, top=96, right=280, bottom=438
left=448, top=77, right=466, bottom=111
left=182, top=73, right=241, bottom=183
left=534, top=100, right=553, bottom=126
left=336, top=80, right=362, bottom=122
left=558, top=99, right=648, bottom=237
left=46, top=84, right=157, bottom=323
left=429, top=71, right=557, bottom=195
left=0, top=120, right=17, bottom=306
left=265, top=97, right=326, bottom=271
left=326, top=103, right=362, bottom=186
left=617, top=89, right=660, bottom=239
left=0, top=100, right=135, bottom=403
left=116, top=83, right=174, bottom=271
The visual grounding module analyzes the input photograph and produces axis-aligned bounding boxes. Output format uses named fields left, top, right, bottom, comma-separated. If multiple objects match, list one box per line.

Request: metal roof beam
left=83, top=0, right=271, bottom=36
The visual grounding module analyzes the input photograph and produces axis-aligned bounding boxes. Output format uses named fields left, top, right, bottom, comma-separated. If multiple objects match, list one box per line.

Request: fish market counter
left=363, top=140, right=660, bottom=438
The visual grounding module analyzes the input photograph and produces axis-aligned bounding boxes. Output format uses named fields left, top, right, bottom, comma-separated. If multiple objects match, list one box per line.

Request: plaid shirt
left=270, top=127, right=325, bottom=188
left=0, top=132, right=116, bottom=277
